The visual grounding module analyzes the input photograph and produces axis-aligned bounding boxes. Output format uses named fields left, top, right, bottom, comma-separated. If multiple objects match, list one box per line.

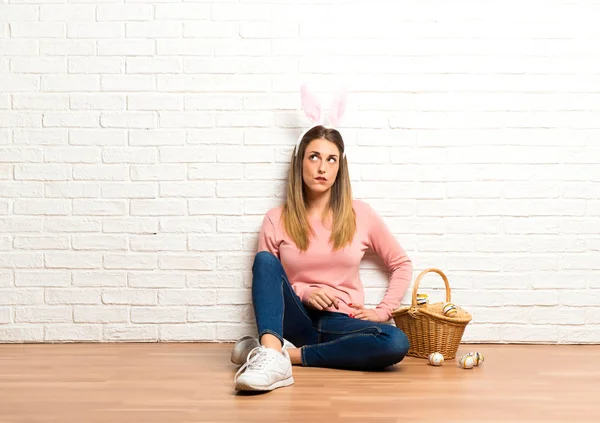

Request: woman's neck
left=305, top=192, right=331, bottom=218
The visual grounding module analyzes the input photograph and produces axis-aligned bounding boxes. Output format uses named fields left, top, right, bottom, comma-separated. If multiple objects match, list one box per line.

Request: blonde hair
left=282, top=125, right=356, bottom=251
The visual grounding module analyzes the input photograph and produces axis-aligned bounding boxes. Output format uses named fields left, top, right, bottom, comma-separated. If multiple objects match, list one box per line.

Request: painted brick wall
left=1, top=0, right=599, bottom=343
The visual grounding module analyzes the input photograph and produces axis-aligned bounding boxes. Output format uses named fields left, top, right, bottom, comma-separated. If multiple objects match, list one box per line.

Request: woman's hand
left=307, top=289, right=339, bottom=311
left=348, top=304, right=381, bottom=322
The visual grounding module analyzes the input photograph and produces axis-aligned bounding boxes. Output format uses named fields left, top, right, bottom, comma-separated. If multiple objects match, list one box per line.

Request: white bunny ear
left=300, top=83, right=323, bottom=125
left=327, top=87, right=348, bottom=128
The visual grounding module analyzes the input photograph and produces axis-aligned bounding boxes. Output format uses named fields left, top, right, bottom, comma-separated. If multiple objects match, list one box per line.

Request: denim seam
left=321, top=327, right=382, bottom=347
left=317, top=317, right=322, bottom=343
left=316, top=324, right=384, bottom=337
left=281, top=273, right=320, bottom=333
left=279, top=278, right=285, bottom=341
left=281, top=274, right=314, bottom=323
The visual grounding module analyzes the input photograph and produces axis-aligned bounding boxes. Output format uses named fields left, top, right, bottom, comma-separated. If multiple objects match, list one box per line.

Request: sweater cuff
left=375, top=307, right=390, bottom=323
left=298, top=287, right=314, bottom=305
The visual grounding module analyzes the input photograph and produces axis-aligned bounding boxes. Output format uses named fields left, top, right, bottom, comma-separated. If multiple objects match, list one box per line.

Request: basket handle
left=411, top=268, right=451, bottom=307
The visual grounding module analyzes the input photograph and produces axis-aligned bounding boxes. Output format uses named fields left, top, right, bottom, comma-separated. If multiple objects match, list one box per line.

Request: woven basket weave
left=391, top=268, right=472, bottom=360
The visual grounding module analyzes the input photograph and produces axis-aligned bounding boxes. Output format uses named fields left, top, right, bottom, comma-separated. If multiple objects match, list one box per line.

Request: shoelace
left=234, top=346, right=277, bottom=382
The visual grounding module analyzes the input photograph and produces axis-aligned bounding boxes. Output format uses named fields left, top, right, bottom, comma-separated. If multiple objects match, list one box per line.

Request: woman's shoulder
left=352, top=198, right=374, bottom=215
left=352, top=199, right=384, bottom=228
left=263, top=204, right=285, bottom=224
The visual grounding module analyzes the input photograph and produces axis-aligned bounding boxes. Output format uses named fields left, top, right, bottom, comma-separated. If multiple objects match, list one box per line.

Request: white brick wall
left=1, top=0, right=599, bottom=344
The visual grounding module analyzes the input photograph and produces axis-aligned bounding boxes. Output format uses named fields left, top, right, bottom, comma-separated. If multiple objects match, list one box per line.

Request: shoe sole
left=235, top=375, right=295, bottom=392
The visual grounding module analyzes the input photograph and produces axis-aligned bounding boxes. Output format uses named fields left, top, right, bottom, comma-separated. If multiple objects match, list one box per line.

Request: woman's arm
left=257, top=214, right=279, bottom=257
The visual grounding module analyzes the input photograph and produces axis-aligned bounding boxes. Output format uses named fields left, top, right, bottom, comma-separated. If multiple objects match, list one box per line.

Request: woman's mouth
left=315, top=177, right=327, bottom=183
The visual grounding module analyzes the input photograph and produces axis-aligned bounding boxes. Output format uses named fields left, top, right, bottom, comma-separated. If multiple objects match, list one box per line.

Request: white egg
left=459, top=354, right=474, bottom=369
left=442, top=302, right=458, bottom=317
left=470, top=352, right=484, bottom=366
left=428, top=352, right=444, bottom=366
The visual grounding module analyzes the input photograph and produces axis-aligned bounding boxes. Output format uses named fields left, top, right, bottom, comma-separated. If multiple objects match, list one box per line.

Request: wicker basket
left=391, top=268, right=472, bottom=360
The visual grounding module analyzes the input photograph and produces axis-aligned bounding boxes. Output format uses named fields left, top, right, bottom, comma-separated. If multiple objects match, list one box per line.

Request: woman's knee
left=378, top=326, right=410, bottom=366
left=252, top=251, right=286, bottom=292
left=253, top=251, right=279, bottom=270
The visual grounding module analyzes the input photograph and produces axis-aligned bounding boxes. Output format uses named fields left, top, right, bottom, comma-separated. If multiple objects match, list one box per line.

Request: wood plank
left=1, top=343, right=599, bottom=423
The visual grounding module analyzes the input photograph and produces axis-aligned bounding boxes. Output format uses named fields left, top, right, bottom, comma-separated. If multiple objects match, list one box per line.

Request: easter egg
left=428, top=352, right=444, bottom=366
left=417, top=293, right=429, bottom=306
left=458, top=354, right=474, bottom=369
left=468, top=352, right=484, bottom=366
left=442, top=302, right=457, bottom=317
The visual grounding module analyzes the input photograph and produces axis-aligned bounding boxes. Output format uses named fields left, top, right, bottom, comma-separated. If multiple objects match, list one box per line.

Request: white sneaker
left=231, top=335, right=295, bottom=366
left=234, top=346, right=294, bottom=392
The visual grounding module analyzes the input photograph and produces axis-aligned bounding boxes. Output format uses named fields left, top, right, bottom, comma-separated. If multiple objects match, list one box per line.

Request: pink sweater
left=257, top=199, right=413, bottom=321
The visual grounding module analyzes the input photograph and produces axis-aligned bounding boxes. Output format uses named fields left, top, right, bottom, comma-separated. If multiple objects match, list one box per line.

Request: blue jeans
left=251, top=251, right=410, bottom=370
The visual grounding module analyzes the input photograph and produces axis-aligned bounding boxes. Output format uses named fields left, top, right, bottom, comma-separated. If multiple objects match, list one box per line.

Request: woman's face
left=302, top=138, right=341, bottom=195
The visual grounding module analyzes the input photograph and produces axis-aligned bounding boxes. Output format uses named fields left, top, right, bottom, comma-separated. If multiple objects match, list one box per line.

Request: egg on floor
left=428, top=352, right=444, bottom=366
left=458, top=354, right=474, bottom=369
left=467, top=352, right=484, bottom=366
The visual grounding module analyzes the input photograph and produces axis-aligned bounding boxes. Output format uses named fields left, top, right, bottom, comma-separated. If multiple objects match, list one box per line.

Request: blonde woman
left=232, top=124, right=413, bottom=392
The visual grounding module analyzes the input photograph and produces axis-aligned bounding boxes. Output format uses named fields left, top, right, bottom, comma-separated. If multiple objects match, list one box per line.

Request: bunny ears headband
left=295, top=83, right=348, bottom=158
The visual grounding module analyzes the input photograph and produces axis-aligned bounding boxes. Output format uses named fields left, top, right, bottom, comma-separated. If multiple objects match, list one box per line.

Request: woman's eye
left=308, top=154, right=335, bottom=163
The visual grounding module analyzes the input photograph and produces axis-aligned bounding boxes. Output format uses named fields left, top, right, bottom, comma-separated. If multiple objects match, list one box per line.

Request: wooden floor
left=1, top=343, right=599, bottom=423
